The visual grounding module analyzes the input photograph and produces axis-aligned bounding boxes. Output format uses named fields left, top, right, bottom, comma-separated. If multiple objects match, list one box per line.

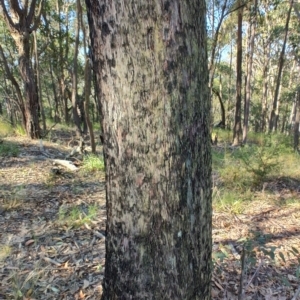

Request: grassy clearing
left=212, top=130, right=300, bottom=213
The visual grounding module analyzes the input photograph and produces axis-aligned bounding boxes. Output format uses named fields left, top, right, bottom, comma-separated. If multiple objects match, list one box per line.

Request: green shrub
left=232, top=143, right=279, bottom=186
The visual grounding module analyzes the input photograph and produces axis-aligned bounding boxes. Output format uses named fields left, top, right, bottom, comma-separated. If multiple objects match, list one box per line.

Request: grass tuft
left=58, top=204, right=99, bottom=228
left=82, top=154, right=105, bottom=172
left=0, top=120, right=14, bottom=136
left=14, top=123, right=27, bottom=136
left=0, top=142, right=19, bottom=157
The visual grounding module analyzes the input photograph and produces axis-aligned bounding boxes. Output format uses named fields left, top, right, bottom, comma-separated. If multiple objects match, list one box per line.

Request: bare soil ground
left=0, top=132, right=299, bottom=299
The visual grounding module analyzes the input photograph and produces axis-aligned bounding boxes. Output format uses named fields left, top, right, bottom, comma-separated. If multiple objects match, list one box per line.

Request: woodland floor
left=0, top=130, right=299, bottom=300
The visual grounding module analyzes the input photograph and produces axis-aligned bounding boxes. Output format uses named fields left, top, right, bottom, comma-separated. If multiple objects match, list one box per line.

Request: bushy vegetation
left=212, top=129, right=299, bottom=211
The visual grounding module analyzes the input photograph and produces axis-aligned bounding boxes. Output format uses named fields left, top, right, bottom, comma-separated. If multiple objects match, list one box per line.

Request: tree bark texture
left=86, top=0, right=212, bottom=299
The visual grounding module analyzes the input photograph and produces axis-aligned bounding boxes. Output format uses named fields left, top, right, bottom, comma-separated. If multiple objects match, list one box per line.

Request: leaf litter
left=0, top=133, right=299, bottom=299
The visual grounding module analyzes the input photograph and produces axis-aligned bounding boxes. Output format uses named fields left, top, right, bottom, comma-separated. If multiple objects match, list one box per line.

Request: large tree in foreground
left=86, top=0, right=212, bottom=298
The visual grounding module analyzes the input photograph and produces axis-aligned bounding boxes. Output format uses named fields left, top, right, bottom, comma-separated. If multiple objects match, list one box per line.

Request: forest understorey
left=0, top=131, right=299, bottom=300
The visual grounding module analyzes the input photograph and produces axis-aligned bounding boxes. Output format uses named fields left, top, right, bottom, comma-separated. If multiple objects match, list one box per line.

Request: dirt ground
left=0, top=132, right=299, bottom=299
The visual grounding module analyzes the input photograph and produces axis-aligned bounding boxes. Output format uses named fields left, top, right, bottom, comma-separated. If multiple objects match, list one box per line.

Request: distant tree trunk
left=33, top=31, right=46, bottom=132
left=0, top=44, right=26, bottom=126
left=243, top=0, right=257, bottom=143
left=212, top=88, right=225, bottom=128
left=269, top=0, right=293, bottom=132
left=86, top=0, right=212, bottom=299
left=81, top=6, right=96, bottom=153
left=261, top=42, right=270, bottom=132
left=71, top=0, right=83, bottom=137
left=0, top=0, right=43, bottom=139
left=227, top=32, right=234, bottom=130
left=208, top=0, right=228, bottom=99
left=294, top=89, right=300, bottom=151
left=233, top=0, right=244, bottom=145
left=49, top=61, right=60, bottom=121
left=0, top=0, right=44, bottom=139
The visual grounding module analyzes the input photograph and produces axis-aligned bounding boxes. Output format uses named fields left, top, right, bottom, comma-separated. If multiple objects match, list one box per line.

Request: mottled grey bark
left=86, top=0, right=211, bottom=299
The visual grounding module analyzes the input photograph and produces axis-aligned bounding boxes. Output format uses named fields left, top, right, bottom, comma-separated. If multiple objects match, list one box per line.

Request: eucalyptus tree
left=269, top=0, right=294, bottom=132
left=243, top=0, right=258, bottom=143
left=86, top=0, right=212, bottom=298
left=0, top=0, right=44, bottom=138
left=233, top=0, right=244, bottom=145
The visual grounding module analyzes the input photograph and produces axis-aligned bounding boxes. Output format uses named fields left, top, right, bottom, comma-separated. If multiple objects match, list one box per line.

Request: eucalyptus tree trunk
left=86, top=0, right=212, bottom=299
left=261, top=42, right=270, bottom=132
left=71, top=0, right=83, bottom=137
left=243, top=0, right=257, bottom=143
left=269, top=0, right=293, bottom=132
left=81, top=5, right=96, bottom=153
left=233, top=0, right=244, bottom=145
left=294, top=89, right=300, bottom=151
left=0, top=44, right=26, bottom=126
left=33, top=31, right=46, bottom=132
left=0, top=0, right=43, bottom=139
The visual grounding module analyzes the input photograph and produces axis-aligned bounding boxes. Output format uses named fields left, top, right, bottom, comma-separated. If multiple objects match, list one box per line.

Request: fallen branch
left=52, top=159, right=78, bottom=171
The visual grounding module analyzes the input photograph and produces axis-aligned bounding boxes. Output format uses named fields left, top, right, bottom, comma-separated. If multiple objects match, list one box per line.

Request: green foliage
left=14, top=124, right=26, bottom=136
left=83, top=154, right=105, bottom=172
left=0, top=120, right=14, bottom=136
left=232, top=143, right=280, bottom=186
left=213, top=189, right=250, bottom=214
left=0, top=142, right=19, bottom=157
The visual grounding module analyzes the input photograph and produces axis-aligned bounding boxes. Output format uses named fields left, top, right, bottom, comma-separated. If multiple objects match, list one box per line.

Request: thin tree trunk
left=33, top=31, right=46, bottom=132
left=294, top=89, right=300, bottom=151
left=269, top=0, right=293, bottom=132
left=86, top=0, right=212, bottom=298
left=243, top=0, right=257, bottom=143
left=81, top=1, right=96, bottom=153
left=71, top=0, right=83, bottom=137
left=233, top=0, right=244, bottom=145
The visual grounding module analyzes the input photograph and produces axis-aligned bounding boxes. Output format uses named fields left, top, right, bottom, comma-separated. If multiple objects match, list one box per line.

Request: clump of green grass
left=58, top=204, right=98, bottom=228
left=83, top=154, right=105, bottom=172
left=14, top=123, right=26, bottom=136
left=7, top=263, right=45, bottom=299
left=0, top=120, right=14, bottom=136
left=213, top=188, right=253, bottom=214
left=0, top=142, right=19, bottom=157
left=0, top=245, right=11, bottom=261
